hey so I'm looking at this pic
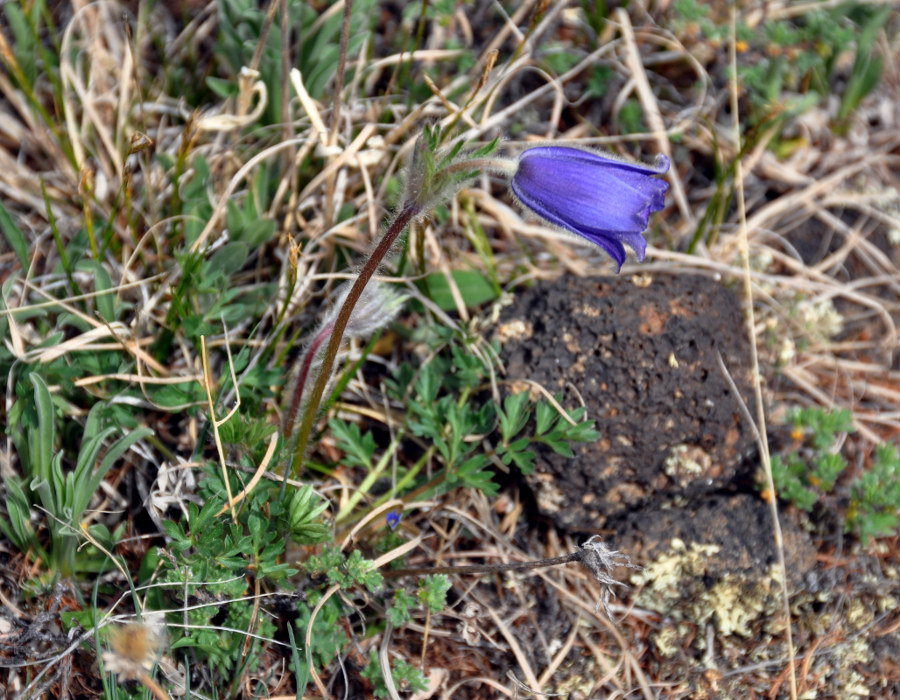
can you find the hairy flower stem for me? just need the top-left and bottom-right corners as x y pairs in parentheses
(283, 321), (334, 442)
(289, 204), (420, 473)
(381, 536), (639, 618)
(380, 552), (581, 579)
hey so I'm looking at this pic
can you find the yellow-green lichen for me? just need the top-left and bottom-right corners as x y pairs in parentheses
(846, 598), (875, 631)
(631, 539), (719, 614)
(632, 540), (783, 640)
(700, 575), (772, 637)
(652, 623), (681, 658)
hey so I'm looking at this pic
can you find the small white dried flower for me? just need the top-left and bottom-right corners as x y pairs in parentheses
(147, 460), (198, 531)
(777, 336), (796, 365)
(101, 618), (165, 680)
(796, 299), (843, 340)
(578, 536), (641, 619)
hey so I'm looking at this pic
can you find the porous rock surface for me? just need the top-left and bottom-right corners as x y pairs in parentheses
(498, 271), (758, 531)
(494, 272), (823, 664)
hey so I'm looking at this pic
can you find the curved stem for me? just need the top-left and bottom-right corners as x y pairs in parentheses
(381, 552), (581, 580)
(441, 157), (513, 178)
(289, 204), (419, 474)
(283, 321), (334, 442)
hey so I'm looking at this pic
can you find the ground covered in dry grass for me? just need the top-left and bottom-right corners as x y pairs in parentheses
(1, 1), (900, 698)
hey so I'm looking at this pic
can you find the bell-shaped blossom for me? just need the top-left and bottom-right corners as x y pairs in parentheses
(510, 147), (669, 270)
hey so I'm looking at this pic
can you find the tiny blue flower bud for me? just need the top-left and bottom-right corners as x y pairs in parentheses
(510, 147), (669, 270)
(386, 509), (402, 530)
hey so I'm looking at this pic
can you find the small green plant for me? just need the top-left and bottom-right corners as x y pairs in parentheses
(361, 648), (429, 698)
(305, 546), (383, 591)
(770, 406), (854, 511)
(360, 324), (601, 503)
(1, 373), (152, 578)
(0, 0), (75, 168)
(847, 443), (900, 544)
(769, 407), (900, 543)
(153, 157), (279, 360)
(214, 0), (375, 124)
(386, 574), (451, 627)
(145, 465), (332, 684)
(496, 390), (601, 473)
(672, 0), (889, 131)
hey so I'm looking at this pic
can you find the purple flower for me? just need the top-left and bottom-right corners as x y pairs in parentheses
(510, 147), (669, 270)
(386, 509), (402, 530)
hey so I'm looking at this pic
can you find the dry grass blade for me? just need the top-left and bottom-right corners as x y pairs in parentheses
(615, 8), (692, 225)
(729, 8), (797, 699)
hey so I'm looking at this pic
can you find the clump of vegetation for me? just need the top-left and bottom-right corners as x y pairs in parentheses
(1, 0), (899, 697)
(770, 407), (900, 543)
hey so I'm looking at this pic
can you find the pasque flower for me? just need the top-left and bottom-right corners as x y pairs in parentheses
(510, 147), (669, 270)
(288, 132), (666, 472)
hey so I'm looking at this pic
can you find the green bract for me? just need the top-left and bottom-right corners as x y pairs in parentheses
(402, 124), (499, 213)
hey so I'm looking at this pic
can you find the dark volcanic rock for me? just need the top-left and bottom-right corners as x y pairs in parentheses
(497, 272), (757, 531)
(616, 493), (817, 586)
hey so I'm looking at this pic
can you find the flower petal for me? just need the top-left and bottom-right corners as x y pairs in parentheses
(510, 147), (668, 269)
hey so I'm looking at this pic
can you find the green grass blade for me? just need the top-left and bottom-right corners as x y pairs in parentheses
(0, 201), (29, 270)
(29, 373), (56, 484)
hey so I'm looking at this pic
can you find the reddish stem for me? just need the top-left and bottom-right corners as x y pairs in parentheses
(283, 322), (334, 442)
(289, 204), (419, 473)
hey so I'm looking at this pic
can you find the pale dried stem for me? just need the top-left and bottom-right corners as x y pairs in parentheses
(200, 334), (240, 520)
(616, 8), (693, 226)
(729, 10), (797, 699)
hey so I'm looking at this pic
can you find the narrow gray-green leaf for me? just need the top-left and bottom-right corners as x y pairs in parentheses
(30, 374), (55, 484)
(0, 201), (29, 270)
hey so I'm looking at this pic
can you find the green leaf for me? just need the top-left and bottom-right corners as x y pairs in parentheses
(239, 219), (276, 248)
(89, 427), (153, 501)
(75, 259), (116, 322)
(415, 363), (441, 406)
(388, 589), (417, 627)
(3, 3), (37, 86)
(149, 382), (205, 408)
(534, 400), (555, 437)
(567, 419), (601, 443)
(500, 438), (536, 474)
(436, 140), (465, 168)
(813, 452), (846, 491)
(205, 241), (249, 279)
(470, 136), (500, 159)
(544, 439), (574, 458)
(329, 419), (377, 469)
(0, 477), (41, 555)
(0, 201), (29, 269)
(192, 497), (224, 532)
(499, 393), (530, 442)
(286, 485), (331, 545)
(856, 511), (898, 544)
(838, 7), (890, 122)
(70, 426), (119, 517)
(247, 512), (265, 543)
(206, 76), (238, 98)
(418, 574), (451, 613)
(420, 269), (498, 311)
(455, 455), (497, 494)
(29, 373), (56, 484)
